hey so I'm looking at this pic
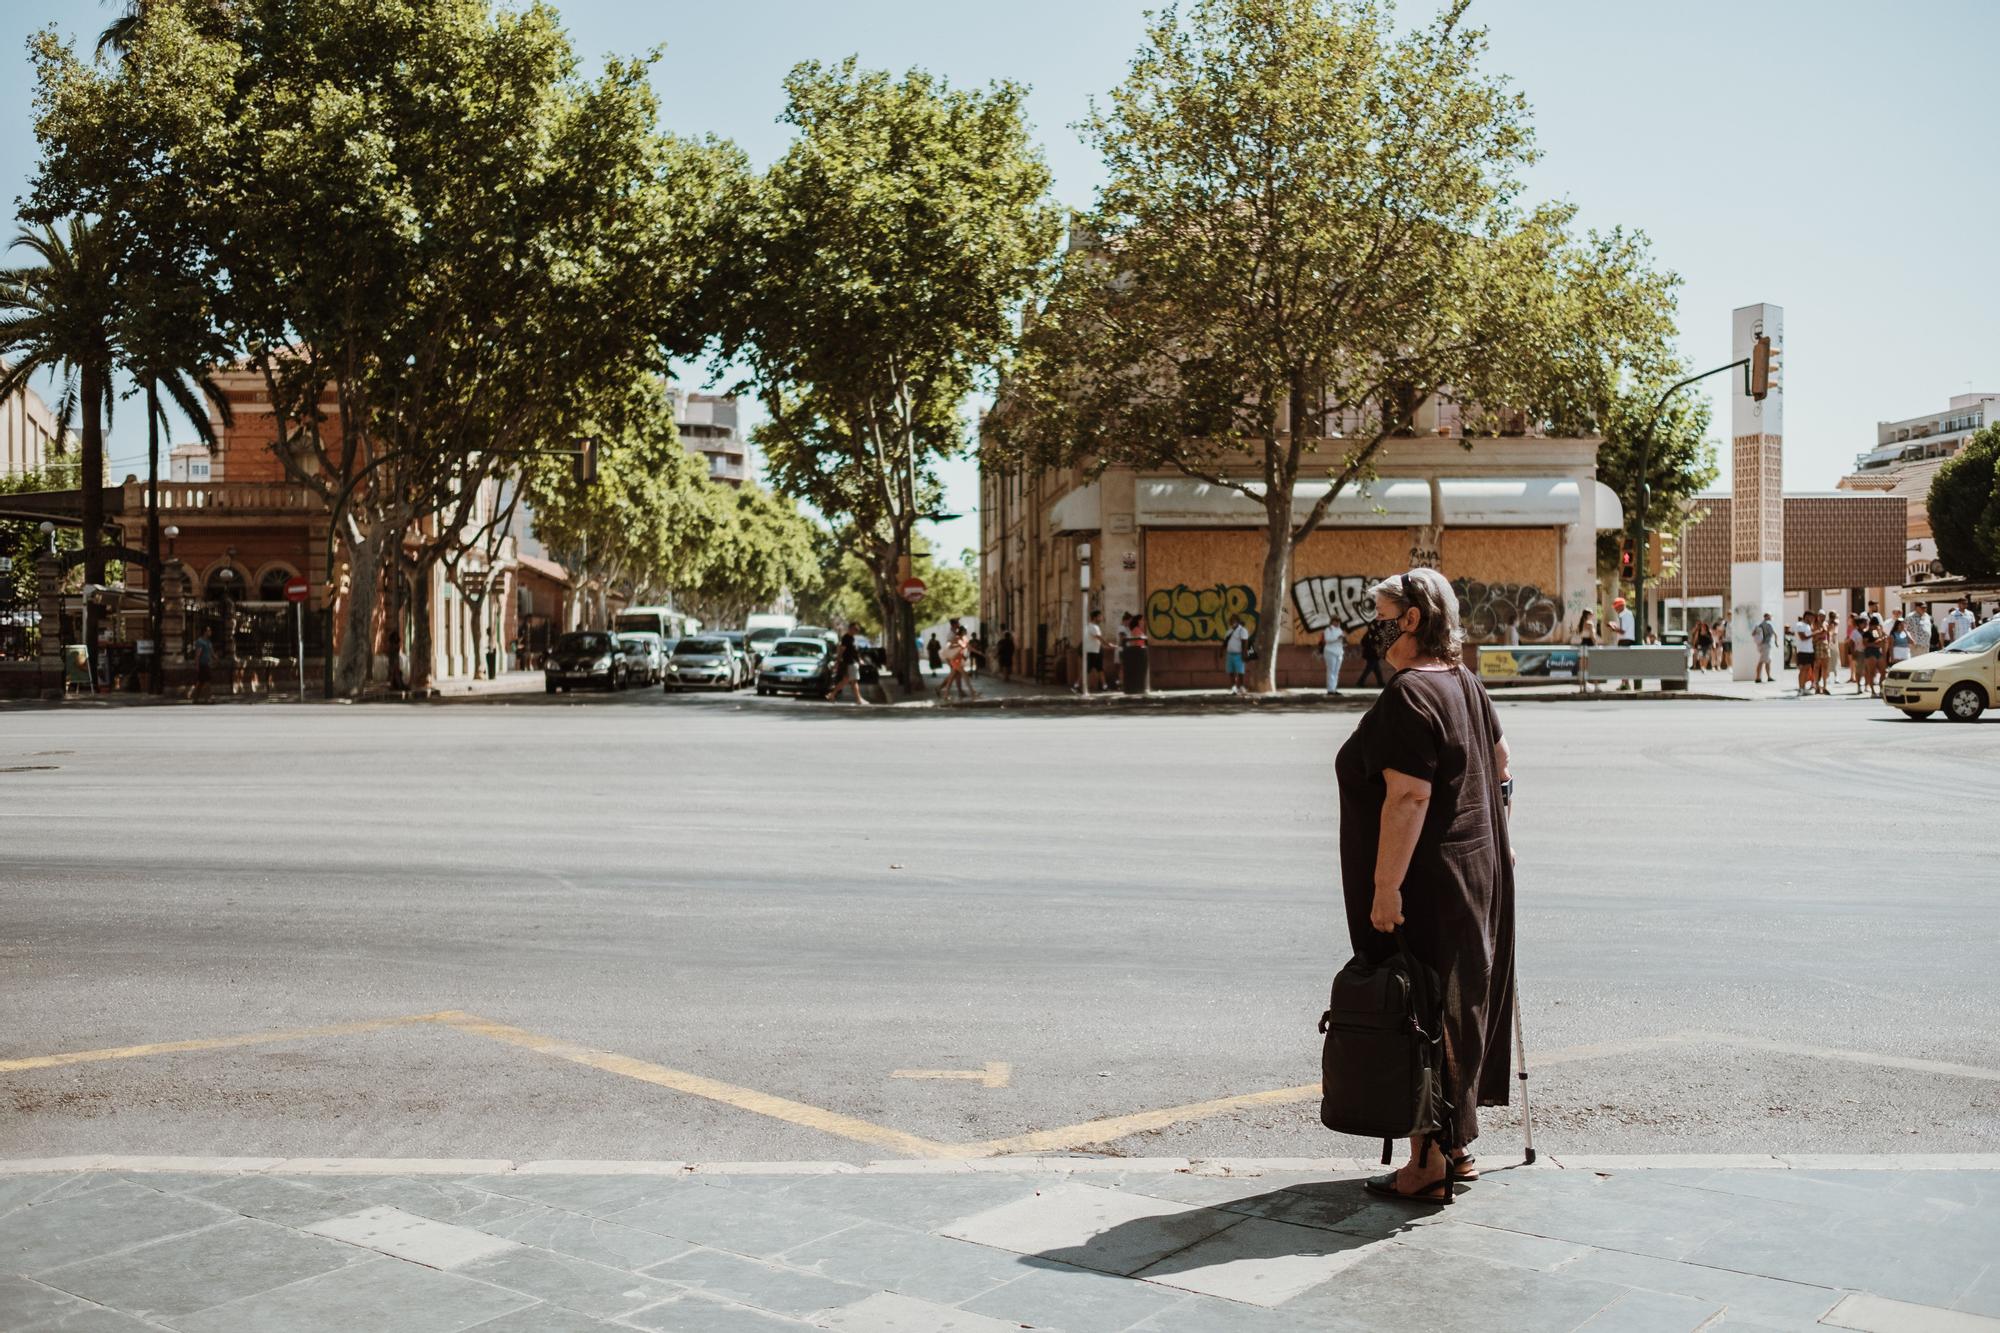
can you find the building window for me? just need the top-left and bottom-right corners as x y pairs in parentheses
(258, 567), (297, 602)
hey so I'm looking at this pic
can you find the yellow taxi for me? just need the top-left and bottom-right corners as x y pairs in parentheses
(1886, 618), (2000, 721)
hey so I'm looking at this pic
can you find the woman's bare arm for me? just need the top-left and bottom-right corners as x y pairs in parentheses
(1371, 768), (1432, 930)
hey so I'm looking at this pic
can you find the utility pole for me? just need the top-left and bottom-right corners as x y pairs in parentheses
(1078, 542), (1091, 698)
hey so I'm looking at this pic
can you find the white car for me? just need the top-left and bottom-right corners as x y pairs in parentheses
(665, 636), (740, 691)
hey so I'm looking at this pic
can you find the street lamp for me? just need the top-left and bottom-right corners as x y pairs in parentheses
(38, 520), (55, 555)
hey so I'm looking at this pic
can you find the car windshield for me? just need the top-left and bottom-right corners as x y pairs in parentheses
(747, 629), (786, 645)
(677, 638), (728, 655)
(555, 633), (611, 653)
(1942, 619), (2000, 654)
(771, 639), (825, 658)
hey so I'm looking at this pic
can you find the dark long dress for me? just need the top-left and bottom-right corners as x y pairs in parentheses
(1334, 663), (1515, 1146)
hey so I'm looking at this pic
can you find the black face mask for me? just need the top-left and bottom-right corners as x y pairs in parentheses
(1369, 616), (1406, 656)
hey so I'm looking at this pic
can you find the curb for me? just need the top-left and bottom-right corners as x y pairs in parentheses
(9, 1153), (2000, 1176)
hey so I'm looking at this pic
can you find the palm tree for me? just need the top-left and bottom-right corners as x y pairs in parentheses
(0, 219), (120, 607)
(98, 1), (235, 61)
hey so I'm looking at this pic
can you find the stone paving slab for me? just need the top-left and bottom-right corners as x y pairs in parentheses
(2, 1160), (1997, 1332)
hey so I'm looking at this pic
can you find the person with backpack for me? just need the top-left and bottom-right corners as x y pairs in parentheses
(1333, 568), (1516, 1203)
(1222, 614), (1251, 695)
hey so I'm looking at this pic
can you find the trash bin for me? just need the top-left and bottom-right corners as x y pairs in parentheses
(1121, 644), (1150, 694)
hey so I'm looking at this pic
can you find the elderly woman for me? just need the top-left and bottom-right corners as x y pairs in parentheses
(1335, 568), (1515, 1202)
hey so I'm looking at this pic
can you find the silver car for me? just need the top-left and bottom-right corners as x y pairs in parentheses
(664, 636), (739, 691)
(615, 632), (666, 685)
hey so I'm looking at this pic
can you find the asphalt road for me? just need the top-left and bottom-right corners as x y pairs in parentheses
(3, 684), (1995, 1164)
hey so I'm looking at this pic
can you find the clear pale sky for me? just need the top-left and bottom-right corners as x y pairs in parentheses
(5, 0), (1996, 562)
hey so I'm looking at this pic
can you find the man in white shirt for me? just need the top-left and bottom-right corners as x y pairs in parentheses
(1907, 607), (1932, 656)
(1083, 616), (1105, 691)
(1944, 600), (1976, 644)
(1791, 615), (1815, 696)
(1612, 597), (1636, 645)
(1222, 616), (1251, 695)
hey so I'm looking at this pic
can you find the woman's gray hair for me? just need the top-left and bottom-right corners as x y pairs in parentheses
(1368, 567), (1465, 664)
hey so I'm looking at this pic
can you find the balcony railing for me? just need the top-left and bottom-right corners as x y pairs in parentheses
(130, 480), (326, 515)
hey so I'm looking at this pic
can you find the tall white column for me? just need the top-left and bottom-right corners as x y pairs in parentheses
(1730, 303), (1783, 681)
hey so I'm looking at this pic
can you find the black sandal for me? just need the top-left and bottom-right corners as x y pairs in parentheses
(1449, 1153), (1478, 1181)
(1363, 1170), (1453, 1204)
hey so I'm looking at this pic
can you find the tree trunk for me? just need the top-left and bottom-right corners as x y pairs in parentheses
(408, 555), (436, 692)
(383, 522), (407, 691)
(145, 381), (164, 695)
(1252, 492), (1292, 694)
(335, 521), (385, 695)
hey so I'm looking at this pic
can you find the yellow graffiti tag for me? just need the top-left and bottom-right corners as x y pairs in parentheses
(1145, 583), (1260, 643)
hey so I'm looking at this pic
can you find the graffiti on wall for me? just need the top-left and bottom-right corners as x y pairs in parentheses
(1292, 574), (1563, 643)
(1146, 584), (1259, 642)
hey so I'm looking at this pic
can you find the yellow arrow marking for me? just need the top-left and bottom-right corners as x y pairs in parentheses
(892, 1062), (1011, 1089)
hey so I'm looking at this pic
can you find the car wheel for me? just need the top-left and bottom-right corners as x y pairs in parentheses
(1901, 709), (1932, 720)
(1944, 682), (1986, 722)
(545, 680), (557, 694)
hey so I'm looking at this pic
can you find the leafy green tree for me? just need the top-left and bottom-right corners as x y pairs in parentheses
(913, 548), (979, 627)
(525, 378), (717, 628)
(1595, 382), (1718, 599)
(1929, 427), (2000, 579)
(723, 59), (1060, 687)
(29, 0), (737, 693)
(991, 0), (1679, 690)
(672, 486), (824, 629)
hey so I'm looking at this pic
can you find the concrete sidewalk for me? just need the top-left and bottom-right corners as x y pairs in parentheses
(5, 1156), (1996, 1332)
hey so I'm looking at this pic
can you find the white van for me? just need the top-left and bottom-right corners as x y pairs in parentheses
(743, 613), (799, 664)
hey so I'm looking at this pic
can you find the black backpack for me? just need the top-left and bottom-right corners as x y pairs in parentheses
(1318, 934), (1451, 1163)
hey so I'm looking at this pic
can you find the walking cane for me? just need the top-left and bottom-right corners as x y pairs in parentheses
(1502, 776), (1536, 1164)
(1514, 984), (1537, 1164)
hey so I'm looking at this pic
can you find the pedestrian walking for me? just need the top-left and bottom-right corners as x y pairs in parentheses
(938, 622), (977, 701)
(1693, 619), (1714, 672)
(1575, 609), (1598, 692)
(1336, 568), (1515, 1202)
(926, 633), (943, 675)
(192, 625), (216, 703)
(1222, 614), (1251, 695)
(997, 629), (1016, 682)
(1321, 625), (1347, 696)
(1611, 597), (1635, 645)
(1811, 611), (1832, 694)
(1751, 612), (1777, 683)
(835, 623), (869, 705)
(1889, 615), (1913, 670)
(1355, 616), (1388, 688)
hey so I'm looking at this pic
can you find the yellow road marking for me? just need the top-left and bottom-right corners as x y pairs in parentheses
(432, 1012), (962, 1160)
(892, 1062), (1011, 1089)
(0, 1012), (456, 1074)
(965, 1083), (1320, 1156)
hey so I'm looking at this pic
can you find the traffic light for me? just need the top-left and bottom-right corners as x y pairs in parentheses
(1749, 334), (1773, 401)
(573, 439), (598, 487)
(1620, 541), (1635, 576)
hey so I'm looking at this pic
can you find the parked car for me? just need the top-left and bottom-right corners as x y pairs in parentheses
(664, 636), (740, 691)
(744, 624), (791, 666)
(545, 630), (630, 693)
(792, 624), (838, 647)
(1887, 617), (2000, 721)
(715, 631), (752, 685)
(616, 632), (667, 685)
(756, 636), (834, 697)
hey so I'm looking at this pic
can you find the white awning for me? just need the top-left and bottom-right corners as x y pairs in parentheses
(1047, 481), (1101, 534)
(1134, 476), (1597, 528)
(1593, 480), (1624, 531)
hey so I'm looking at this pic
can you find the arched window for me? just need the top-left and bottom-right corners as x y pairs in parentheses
(204, 565), (247, 605)
(258, 567), (297, 603)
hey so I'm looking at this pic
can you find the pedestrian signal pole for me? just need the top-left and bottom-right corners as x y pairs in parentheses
(1078, 542), (1091, 699)
(1632, 336), (1770, 640)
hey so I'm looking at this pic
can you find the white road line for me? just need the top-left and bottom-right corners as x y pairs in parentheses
(5, 1153), (1999, 1176)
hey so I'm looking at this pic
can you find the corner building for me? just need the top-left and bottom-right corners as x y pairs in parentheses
(980, 395), (1622, 688)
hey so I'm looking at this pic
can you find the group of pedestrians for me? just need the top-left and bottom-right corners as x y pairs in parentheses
(1785, 599), (1979, 698)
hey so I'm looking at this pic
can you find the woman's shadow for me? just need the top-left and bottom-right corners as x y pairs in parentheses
(1024, 1177), (1451, 1286)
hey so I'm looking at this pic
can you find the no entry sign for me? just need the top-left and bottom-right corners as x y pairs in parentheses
(283, 576), (311, 603)
(899, 577), (927, 603)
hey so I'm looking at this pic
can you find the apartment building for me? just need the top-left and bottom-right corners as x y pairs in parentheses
(1839, 391), (1998, 581)
(672, 389), (752, 488)
(1, 364), (68, 479)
